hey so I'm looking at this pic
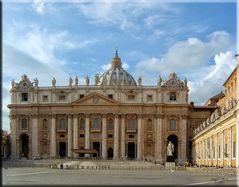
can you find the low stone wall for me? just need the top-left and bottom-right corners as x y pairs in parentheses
(186, 167), (238, 175)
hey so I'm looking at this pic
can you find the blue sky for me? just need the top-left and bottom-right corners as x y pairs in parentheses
(2, 0), (237, 132)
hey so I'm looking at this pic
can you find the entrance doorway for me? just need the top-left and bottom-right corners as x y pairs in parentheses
(127, 142), (136, 159)
(20, 134), (29, 159)
(92, 142), (100, 158)
(107, 148), (113, 159)
(59, 142), (66, 157)
(167, 135), (178, 162)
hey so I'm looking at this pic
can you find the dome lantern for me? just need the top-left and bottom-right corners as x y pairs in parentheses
(111, 48), (122, 68)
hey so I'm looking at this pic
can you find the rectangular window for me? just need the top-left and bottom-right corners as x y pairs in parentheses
(170, 92), (176, 101)
(21, 93), (28, 101)
(108, 94), (113, 99)
(59, 95), (66, 101)
(233, 141), (236, 158)
(79, 94), (84, 99)
(127, 94), (135, 100)
(147, 95), (153, 101)
(224, 144), (228, 158)
(169, 119), (176, 131)
(43, 95), (48, 102)
(129, 135), (134, 138)
(218, 145), (221, 158)
(80, 134), (84, 138)
(108, 134), (113, 138)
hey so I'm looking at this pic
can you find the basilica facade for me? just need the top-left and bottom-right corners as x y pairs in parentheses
(9, 50), (232, 166)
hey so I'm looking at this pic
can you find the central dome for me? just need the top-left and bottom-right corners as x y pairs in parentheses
(97, 50), (137, 86)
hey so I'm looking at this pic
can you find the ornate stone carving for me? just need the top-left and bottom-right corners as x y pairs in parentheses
(34, 78), (38, 87)
(69, 77), (73, 87)
(75, 76), (78, 86)
(95, 74), (100, 85)
(138, 76), (142, 86)
(52, 77), (56, 87)
(85, 76), (89, 85)
(92, 96), (99, 104)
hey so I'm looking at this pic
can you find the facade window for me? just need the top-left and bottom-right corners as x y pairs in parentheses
(107, 119), (113, 130)
(60, 134), (65, 138)
(108, 134), (113, 138)
(21, 93), (28, 101)
(59, 118), (66, 130)
(59, 95), (66, 101)
(80, 134), (84, 138)
(146, 119), (152, 131)
(218, 145), (221, 158)
(169, 92), (176, 101)
(127, 94), (135, 101)
(42, 119), (47, 130)
(92, 118), (101, 130)
(108, 94), (113, 99)
(21, 118), (28, 130)
(233, 141), (236, 158)
(43, 95), (48, 102)
(79, 94), (84, 99)
(224, 144), (228, 157)
(129, 135), (134, 138)
(147, 95), (153, 101)
(79, 119), (85, 130)
(169, 119), (176, 131)
(127, 118), (136, 130)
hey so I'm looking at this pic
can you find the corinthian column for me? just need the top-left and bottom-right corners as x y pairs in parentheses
(102, 114), (107, 159)
(228, 127), (232, 166)
(67, 114), (72, 158)
(137, 114), (143, 160)
(73, 114), (78, 158)
(31, 114), (38, 158)
(113, 114), (119, 160)
(121, 114), (126, 159)
(10, 115), (17, 159)
(179, 115), (187, 164)
(155, 114), (163, 163)
(85, 114), (90, 157)
(50, 114), (56, 157)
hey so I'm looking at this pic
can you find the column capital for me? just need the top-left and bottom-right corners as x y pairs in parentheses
(137, 114), (143, 119)
(114, 114), (119, 118)
(120, 114), (126, 118)
(9, 114), (17, 119)
(51, 113), (56, 118)
(85, 113), (90, 118)
(102, 114), (107, 118)
(30, 113), (38, 118)
(181, 115), (188, 120)
(156, 113), (164, 119)
(73, 113), (78, 118)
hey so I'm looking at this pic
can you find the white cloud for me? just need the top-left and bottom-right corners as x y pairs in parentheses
(136, 30), (231, 75)
(101, 62), (129, 72)
(33, 0), (45, 14)
(188, 51), (236, 105)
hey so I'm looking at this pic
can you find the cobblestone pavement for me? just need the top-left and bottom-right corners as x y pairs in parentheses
(3, 167), (238, 186)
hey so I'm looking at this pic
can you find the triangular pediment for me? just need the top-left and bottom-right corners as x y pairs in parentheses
(71, 92), (120, 106)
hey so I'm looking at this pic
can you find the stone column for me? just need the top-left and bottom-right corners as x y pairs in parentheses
(73, 114), (78, 158)
(113, 114), (119, 160)
(85, 114), (90, 153)
(137, 114), (142, 160)
(228, 127), (232, 166)
(67, 114), (72, 158)
(220, 131), (224, 166)
(210, 136), (213, 166)
(31, 114), (38, 158)
(10, 115), (17, 159)
(121, 114), (126, 159)
(102, 114), (107, 159)
(50, 114), (56, 157)
(155, 114), (163, 163)
(179, 115), (187, 164)
(236, 115), (239, 168)
(215, 133), (218, 166)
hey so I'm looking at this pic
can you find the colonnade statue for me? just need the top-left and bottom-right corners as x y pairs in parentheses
(167, 141), (174, 156)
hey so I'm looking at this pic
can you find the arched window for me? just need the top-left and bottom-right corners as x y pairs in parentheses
(169, 119), (176, 131)
(147, 119), (152, 131)
(80, 119), (85, 130)
(43, 119), (47, 130)
(92, 118), (100, 130)
(107, 119), (114, 130)
(128, 118), (136, 130)
(59, 118), (66, 130)
(21, 118), (27, 130)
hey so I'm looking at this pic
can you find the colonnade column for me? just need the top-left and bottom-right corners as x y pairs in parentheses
(121, 114), (125, 159)
(220, 131), (224, 166)
(102, 114), (107, 159)
(67, 114), (72, 158)
(113, 114), (119, 160)
(73, 114), (78, 158)
(215, 133), (218, 166)
(85, 114), (90, 157)
(31, 114), (38, 158)
(179, 115), (187, 164)
(236, 114), (239, 168)
(50, 114), (56, 157)
(10, 115), (17, 159)
(155, 114), (163, 163)
(137, 114), (142, 160)
(228, 127), (232, 166)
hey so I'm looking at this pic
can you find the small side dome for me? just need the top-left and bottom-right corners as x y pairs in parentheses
(97, 49), (137, 86)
